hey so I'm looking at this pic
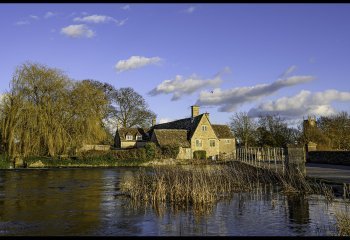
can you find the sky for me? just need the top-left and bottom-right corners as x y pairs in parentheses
(1, 3), (350, 126)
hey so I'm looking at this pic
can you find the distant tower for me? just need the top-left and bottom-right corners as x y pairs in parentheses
(303, 115), (316, 132)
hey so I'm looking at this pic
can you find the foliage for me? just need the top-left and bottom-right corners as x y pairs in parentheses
(256, 115), (298, 148)
(193, 150), (206, 160)
(144, 142), (157, 160)
(0, 62), (110, 158)
(229, 112), (257, 148)
(160, 144), (180, 159)
(0, 154), (11, 169)
(317, 112), (350, 150)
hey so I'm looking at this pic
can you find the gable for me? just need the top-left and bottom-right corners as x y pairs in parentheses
(191, 114), (218, 140)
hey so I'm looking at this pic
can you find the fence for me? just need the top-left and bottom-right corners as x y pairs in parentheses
(235, 146), (305, 174)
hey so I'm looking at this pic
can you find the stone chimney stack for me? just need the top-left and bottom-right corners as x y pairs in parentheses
(191, 105), (200, 118)
(152, 117), (156, 126)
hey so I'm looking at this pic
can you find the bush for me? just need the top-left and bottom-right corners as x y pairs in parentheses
(193, 150), (206, 160)
(145, 142), (157, 160)
(0, 154), (11, 169)
(161, 145), (180, 159)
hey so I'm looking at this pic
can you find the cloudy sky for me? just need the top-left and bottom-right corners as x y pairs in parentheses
(1, 4), (350, 125)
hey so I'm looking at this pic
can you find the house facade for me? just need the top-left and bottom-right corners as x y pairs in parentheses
(114, 105), (236, 160)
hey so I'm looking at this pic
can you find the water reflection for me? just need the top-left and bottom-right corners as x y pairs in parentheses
(0, 168), (346, 236)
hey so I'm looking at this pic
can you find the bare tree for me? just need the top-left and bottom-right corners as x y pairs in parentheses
(111, 87), (156, 128)
(229, 112), (257, 148)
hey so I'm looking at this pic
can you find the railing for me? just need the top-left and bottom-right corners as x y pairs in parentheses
(235, 147), (286, 173)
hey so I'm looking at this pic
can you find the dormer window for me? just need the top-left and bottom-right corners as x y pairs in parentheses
(136, 135), (142, 141)
(202, 125), (207, 131)
(126, 135), (133, 140)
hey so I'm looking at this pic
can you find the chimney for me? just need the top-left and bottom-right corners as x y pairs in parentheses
(152, 117), (156, 126)
(191, 105), (200, 118)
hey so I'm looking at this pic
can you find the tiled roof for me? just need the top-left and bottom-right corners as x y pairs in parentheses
(212, 124), (234, 139)
(117, 128), (150, 141)
(153, 129), (190, 147)
(152, 114), (204, 139)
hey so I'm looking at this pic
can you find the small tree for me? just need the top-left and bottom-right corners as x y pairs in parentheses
(144, 142), (157, 160)
(229, 112), (257, 148)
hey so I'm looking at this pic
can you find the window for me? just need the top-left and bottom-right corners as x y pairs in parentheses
(225, 139), (231, 144)
(126, 135), (133, 140)
(196, 139), (202, 147)
(202, 125), (207, 131)
(210, 139), (216, 147)
(136, 135), (142, 141)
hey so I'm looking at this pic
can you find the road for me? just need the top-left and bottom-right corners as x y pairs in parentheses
(306, 163), (350, 184)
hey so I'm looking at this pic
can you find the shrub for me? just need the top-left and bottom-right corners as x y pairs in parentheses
(193, 150), (206, 160)
(161, 144), (180, 159)
(145, 142), (157, 160)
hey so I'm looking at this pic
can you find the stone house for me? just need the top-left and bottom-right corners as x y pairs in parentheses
(114, 128), (149, 149)
(114, 105), (236, 160)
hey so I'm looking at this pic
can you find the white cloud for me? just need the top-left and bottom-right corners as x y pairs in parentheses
(117, 18), (128, 26)
(60, 24), (95, 38)
(29, 15), (39, 20)
(74, 14), (117, 24)
(280, 65), (297, 78)
(115, 56), (162, 72)
(73, 14), (127, 26)
(149, 68), (230, 101)
(15, 20), (30, 25)
(122, 5), (130, 10)
(44, 11), (56, 18)
(247, 89), (350, 118)
(159, 118), (172, 124)
(196, 67), (314, 112)
(184, 6), (196, 14)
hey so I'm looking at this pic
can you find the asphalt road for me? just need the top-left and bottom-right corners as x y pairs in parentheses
(306, 163), (350, 184)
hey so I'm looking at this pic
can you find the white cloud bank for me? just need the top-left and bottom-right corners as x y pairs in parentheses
(248, 89), (350, 118)
(115, 56), (162, 72)
(61, 24), (95, 38)
(149, 68), (230, 101)
(196, 67), (314, 112)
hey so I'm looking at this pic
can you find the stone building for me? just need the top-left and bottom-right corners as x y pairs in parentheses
(114, 105), (236, 160)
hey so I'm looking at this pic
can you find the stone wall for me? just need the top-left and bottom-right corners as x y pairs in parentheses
(79, 144), (111, 152)
(307, 151), (350, 166)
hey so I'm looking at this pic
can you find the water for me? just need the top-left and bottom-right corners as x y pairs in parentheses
(0, 168), (347, 236)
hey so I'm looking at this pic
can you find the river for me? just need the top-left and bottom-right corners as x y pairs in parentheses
(0, 168), (347, 236)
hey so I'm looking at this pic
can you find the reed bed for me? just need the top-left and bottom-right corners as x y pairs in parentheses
(120, 162), (332, 206)
(336, 211), (350, 236)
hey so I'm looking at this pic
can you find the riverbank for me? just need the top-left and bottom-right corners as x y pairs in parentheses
(0, 153), (221, 169)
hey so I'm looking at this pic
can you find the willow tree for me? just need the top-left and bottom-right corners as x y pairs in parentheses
(0, 62), (109, 158)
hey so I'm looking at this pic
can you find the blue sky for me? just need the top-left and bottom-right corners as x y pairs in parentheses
(1, 4), (350, 126)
